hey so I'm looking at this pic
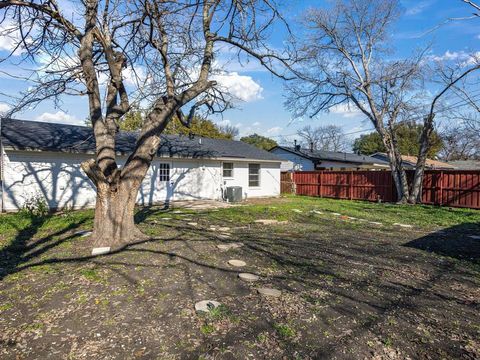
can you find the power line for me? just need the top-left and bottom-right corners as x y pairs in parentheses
(271, 91), (480, 140)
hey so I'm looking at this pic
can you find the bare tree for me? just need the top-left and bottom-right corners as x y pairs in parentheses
(409, 59), (480, 202)
(0, 0), (291, 248)
(297, 124), (346, 151)
(286, 0), (423, 202)
(439, 123), (479, 161)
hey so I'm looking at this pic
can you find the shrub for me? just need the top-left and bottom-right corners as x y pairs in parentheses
(22, 193), (49, 217)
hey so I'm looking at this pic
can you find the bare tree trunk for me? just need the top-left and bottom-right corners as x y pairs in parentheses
(409, 115), (434, 204)
(378, 127), (410, 203)
(91, 180), (146, 248)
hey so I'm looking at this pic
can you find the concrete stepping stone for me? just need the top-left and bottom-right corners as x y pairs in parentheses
(195, 300), (221, 314)
(228, 259), (246, 267)
(187, 222), (198, 227)
(217, 227), (231, 232)
(172, 210), (183, 214)
(292, 209), (303, 213)
(217, 242), (243, 251)
(369, 221), (382, 225)
(218, 233), (231, 239)
(469, 235), (480, 240)
(312, 210), (324, 215)
(257, 287), (281, 297)
(393, 223), (413, 228)
(238, 273), (260, 282)
(161, 217), (172, 221)
(91, 247), (110, 256)
(76, 230), (92, 237)
(255, 219), (288, 225)
(331, 213), (341, 216)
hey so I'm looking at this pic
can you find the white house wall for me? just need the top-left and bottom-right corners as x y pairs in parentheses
(270, 148), (314, 171)
(2, 150), (280, 211)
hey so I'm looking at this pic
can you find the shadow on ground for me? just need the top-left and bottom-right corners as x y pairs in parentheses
(404, 222), (480, 263)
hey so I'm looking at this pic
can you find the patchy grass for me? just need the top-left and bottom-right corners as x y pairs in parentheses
(0, 196), (479, 359)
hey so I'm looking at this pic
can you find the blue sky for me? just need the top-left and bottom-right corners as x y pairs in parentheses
(1, 0), (479, 147)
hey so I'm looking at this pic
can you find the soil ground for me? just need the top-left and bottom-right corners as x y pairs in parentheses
(0, 196), (479, 359)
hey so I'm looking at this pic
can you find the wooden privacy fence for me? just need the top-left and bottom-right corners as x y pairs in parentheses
(281, 171), (295, 194)
(287, 170), (480, 209)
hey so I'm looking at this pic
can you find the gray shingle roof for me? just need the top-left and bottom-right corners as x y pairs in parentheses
(0, 118), (283, 162)
(271, 146), (389, 165)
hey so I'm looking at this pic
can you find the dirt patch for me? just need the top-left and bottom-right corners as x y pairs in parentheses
(0, 199), (479, 359)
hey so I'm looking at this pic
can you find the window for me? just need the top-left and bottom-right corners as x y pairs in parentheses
(159, 163), (170, 182)
(248, 163), (260, 187)
(223, 162), (234, 178)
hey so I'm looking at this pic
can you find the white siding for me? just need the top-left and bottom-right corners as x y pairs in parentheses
(2, 150), (280, 211)
(270, 148), (314, 171)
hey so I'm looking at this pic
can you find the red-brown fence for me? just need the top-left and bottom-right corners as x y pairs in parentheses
(281, 171), (295, 194)
(287, 170), (480, 209)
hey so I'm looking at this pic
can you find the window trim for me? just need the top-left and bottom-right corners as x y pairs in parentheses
(222, 162), (234, 179)
(158, 162), (171, 182)
(248, 163), (261, 188)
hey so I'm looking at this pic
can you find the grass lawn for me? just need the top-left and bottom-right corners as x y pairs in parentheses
(0, 196), (479, 359)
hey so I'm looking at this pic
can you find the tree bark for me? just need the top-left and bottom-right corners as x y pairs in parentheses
(91, 180), (146, 248)
(409, 115), (434, 204)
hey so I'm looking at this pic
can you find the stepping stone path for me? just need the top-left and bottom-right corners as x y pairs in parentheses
(76, 230), (92, 237)
(187, 222), (198, 227)
(393, 223), (413, 228)
(257, 287), (281, 297)
(228, 259), (246, 267)
(469, 235), (480, 240)
(91, 247), (110, 256)
(254, 219), (288, 225)
(195, 300), (221, 314)
(217, 243), (243, 251)
(238, 273), (260, 282)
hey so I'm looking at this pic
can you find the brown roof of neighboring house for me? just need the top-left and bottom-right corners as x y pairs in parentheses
(371, 153), (455, 169)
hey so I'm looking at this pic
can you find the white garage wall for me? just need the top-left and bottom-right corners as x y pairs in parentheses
(1, 150), (280, 211)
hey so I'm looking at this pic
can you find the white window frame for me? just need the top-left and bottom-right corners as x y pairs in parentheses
(222, 162), (234, 178)
(158, 163), (171, 182)
(248, 163), (261, 188)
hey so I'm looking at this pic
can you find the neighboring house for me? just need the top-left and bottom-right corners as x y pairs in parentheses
(0, 118), (283, 212)
(445, 160), (480, 170)
(269, 145), (390, 171)
(370, 153), (455, 170)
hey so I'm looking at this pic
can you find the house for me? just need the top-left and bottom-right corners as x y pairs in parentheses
(0, 118), (283, 212)
(370, 153), (455, 170)
(445, 160), (480, 170)
(269, 145), (390, 171)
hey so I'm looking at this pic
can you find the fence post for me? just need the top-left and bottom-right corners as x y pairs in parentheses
(349, 171), (353, 200)
(320, 171), (323, 197)
(439, 171), (443, 206)
(317, 173), (320, 197)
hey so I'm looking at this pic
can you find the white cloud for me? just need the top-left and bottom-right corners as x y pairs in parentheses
(252, 121), (261, 127)
(0, 21), (24, 55)
(267, 126), (282, 135)
(0, 102), (11, 114)
(405, 1), (432, 16)
(35, 111), (83, 126)
(212, 72), (263, 102)
(329, 103), (362, 118)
